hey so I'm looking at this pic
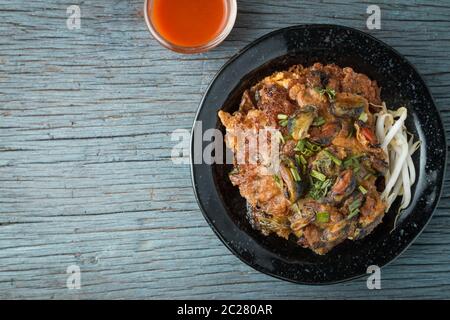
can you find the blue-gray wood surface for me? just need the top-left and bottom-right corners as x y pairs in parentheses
(1, 0), (450, 299)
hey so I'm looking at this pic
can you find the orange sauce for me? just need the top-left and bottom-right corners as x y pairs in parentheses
(150, 0), (228, 47)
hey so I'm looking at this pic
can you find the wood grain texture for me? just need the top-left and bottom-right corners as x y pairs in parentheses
(1, 0), (450, 299)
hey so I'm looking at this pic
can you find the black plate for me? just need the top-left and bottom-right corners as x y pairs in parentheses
(190, 25), (446, 284)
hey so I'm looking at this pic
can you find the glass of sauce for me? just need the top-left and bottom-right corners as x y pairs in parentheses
(144, 0), (237, 54)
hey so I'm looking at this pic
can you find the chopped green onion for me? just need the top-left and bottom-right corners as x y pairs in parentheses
(359, 112), (368, 122)
(294, 154), (301, 166)
(305, 141), (321, 152)
(347, 199), (362, 220)
(273, 175), (283, 188)
(312, 117), (326, 126)
(277, 114), (288, 120)
(291, 203), (301, 214)
(343, 159), (352, 168)
(311, 169), (326, 182)
(344, 154), (362, 170)
(299, 154), (307, 165)
(295, 156), (302, 173)
(294, 139), (321, 156)
(347, 209), (360, 220)
(279, 119), (288, 127)
(316, 212), (330, 223)
(294, 139), (305, 152)
(322, 179), (333, 190)
(323, 149), (342, 166)
(349, 199), (361, 212)
(314, 87), (336, 101)
(285, 158), (296, 168)
(364, 173), (372, 180)
(290, 168), (301, 182)
(358, 185), (368, 194)
(347, 126), (355, 138)
(326, 88), (336, 100)
(321, 180), (332, 196)
(295, 154), (307, 174)
(308, 178), (332, 200)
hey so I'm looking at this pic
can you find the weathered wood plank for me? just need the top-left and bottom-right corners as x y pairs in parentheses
(1, 0), (450, 299)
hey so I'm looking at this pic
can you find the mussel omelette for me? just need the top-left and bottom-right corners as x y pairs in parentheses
(218, 63), (419, 255)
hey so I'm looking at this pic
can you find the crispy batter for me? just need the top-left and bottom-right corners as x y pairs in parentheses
(219, 63), (387, 255)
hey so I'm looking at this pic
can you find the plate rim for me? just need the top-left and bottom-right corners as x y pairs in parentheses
(190, 24), (447, 285)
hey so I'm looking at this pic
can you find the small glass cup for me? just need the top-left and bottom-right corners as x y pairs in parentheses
(144, 0), (237, 54)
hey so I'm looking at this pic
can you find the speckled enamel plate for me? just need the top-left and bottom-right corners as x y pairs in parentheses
(190, 25), (446, 284)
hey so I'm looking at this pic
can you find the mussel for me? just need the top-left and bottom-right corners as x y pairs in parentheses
(328, 169), (356, 203)
(289, 202), (316, 236)
(310, 70), (330, 88)
(360, 153), (388, 176)
(342, 191), (364, 217)
(279, 162), (308, 203)
(287, 105), (317, 140)
(330, 92), (367, 118)
(321, 219), (352, 243)
(310, 149), (340, 177)
(351, 193), (386, 240)
(254, 210), (292, 239)
(309, 121), (342, 146)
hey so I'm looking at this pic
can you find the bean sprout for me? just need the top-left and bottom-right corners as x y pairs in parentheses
(375, 106), (420, 228)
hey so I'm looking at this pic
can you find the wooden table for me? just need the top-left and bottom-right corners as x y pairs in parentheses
(1, 0), (449, 299)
